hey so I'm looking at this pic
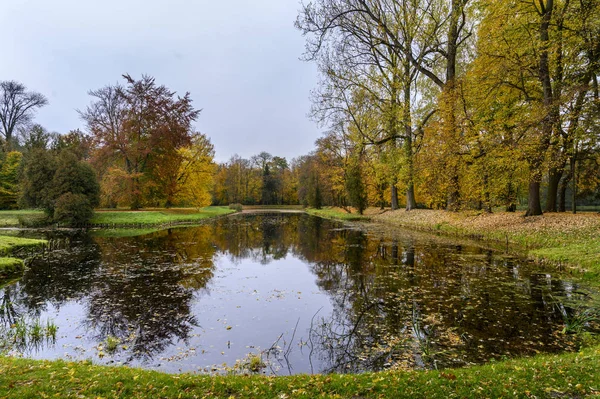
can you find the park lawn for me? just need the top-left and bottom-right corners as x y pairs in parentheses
(0, 210), (46, 227)
(1, 346), (600, 398)
(90, 206), (236, 226)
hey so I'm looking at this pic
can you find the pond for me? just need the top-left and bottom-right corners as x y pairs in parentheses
(0, 213), (598, 375)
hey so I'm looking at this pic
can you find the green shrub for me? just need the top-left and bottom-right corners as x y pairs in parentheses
(53, 193), (93, 226)
(229, 203), (243, 212)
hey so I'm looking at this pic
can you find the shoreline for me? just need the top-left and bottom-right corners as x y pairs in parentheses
(1, 207), (600, 397)
(309, 207), (600, 284)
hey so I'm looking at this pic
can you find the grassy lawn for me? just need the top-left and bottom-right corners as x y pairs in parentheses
(306, 207), (371, 221)
(90, 206), (236, 226)
(1, 346), (599, 398)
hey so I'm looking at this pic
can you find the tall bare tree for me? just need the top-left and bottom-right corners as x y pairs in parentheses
(0, 81), (48, 149)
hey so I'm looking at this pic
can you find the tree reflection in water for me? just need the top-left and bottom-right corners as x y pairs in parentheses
(0, 214), (597, 373)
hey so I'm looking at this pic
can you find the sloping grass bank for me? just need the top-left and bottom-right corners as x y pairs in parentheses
(90, 206), (236, 227)
(306, 207), (371, 221)
(0, 235), (46, 278)
(1, 346), (600, 398)
(370, 209), (600, 281)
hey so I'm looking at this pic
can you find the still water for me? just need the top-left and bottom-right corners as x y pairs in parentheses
(0, 214), (597, 375)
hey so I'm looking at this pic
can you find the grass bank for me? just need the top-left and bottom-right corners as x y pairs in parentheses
(1, 346), (599, 398)
(0, 235), (46, 279)
(89, 206), (236, 227)
(306, 207), (371, 221)
(0, 257), (24, 278)
(371, 209), (600, 281)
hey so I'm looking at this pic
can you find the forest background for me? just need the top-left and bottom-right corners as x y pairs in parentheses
(1, 0), (599, 221)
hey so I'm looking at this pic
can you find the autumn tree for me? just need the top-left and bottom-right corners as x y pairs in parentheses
(298, 0), (475, 211)
(80, 75), (200, 209)
(345, 152), (368, 214)
(175, 134), (216, 209)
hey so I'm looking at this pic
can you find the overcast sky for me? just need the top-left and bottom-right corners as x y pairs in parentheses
(0, 0), (320, 162)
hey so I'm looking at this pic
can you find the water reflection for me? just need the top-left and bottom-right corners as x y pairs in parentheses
(0, 214), (597, 374)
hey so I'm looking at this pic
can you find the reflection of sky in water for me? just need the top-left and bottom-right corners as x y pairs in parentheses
(1, 214), (598, 375)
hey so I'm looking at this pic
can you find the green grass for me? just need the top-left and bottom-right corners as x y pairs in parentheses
(1, 346), (600, 398)
(531, 240), (600, 279)
(440, 224), (600, 277)
(0, 257), (24, 277)
(90, 207), (236, 227)
(306, 207), (371, 221)
(0, 235), (46, 255)
(0, 235), (46, 278)
(0, 210), (46, 227)
(372, 210), (600, 283)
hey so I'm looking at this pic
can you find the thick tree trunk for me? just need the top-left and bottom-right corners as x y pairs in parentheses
(526, 178), (543, 216)
(526, 0), (554, 217)
(545, 167), (563, 212)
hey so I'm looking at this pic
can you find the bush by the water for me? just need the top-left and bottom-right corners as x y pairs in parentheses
(20, 149), (99, 225)
(229, 203), (243, 212)
(53, 193), (93, 225)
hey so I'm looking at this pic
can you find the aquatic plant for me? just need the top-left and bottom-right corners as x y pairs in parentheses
(46, 320), (58, 342)
(561, 306), (600, 335)
(105, 335), (120, 353)
(30, 319), (44, 344)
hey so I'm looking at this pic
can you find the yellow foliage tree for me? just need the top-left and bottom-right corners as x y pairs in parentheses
(175, 135), (216, 209)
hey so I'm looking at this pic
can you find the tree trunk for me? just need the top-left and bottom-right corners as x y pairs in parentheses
(483, 172), (492, 213)
(391, 185), (399, 210)
(526, 178), (543, 216)
(545, 167), (563, 212)
(505, 181), (517, 212)
(403, 55), (417, 212)
(571, 153), (577, 214)
(447, 169), (460, 212)
(526, 0), (554, 217)
(406, 183), (417, 211)
(558, 172), (571, 212)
